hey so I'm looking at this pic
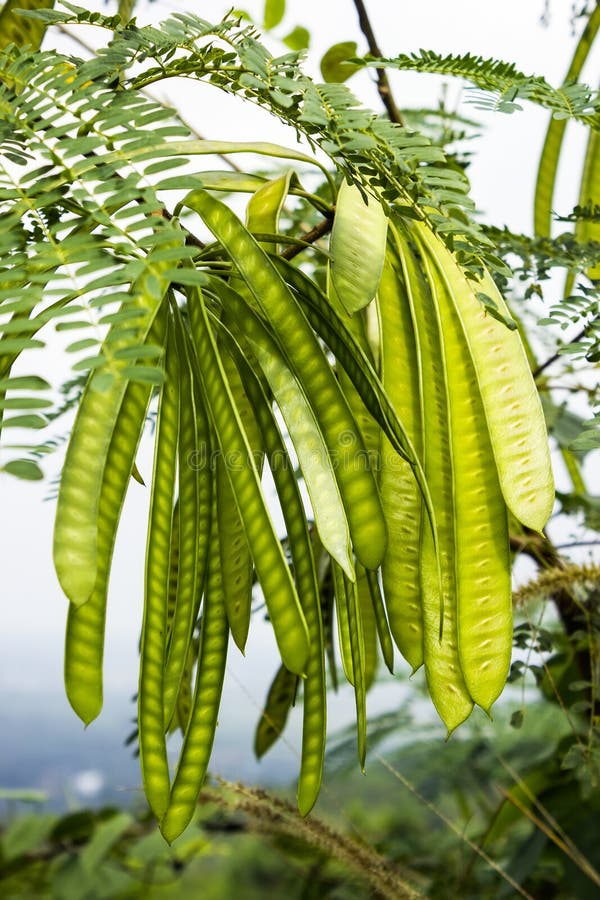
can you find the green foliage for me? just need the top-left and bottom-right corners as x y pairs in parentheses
(361, 49), (600, 123)
(13, 5), (489, 272)
(320, 41), (361, 83)
(263, 0), (285, 31)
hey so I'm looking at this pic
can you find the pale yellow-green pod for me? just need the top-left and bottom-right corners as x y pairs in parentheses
(415, 223), (554, 534)
(377, 248), (424, 673)
(330, 180), (388, 314)
(356, 565), (378, 692)
(391, 221), (473, 733)
(246, 171), (292, 254)
(412, 224), (512, 714)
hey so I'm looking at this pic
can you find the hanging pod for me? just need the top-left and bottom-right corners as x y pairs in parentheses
(215, 337), (262, 653)
(64, 307), (167, 726)
(415, 223), (554, 533)
(411, 222), (512, 713)
(206, 276), (354, 580)
(224, 337), (326, 817)
(138, 313), (180, 819)
(54, 229), (185, 607)
(330, 179), (389, 314)
(377, 245), (425, 673)
(161, 492), (229, 844)
(391, 221), (474, 733)
(162, 306), (212, 729)
(187, 286), (310, 676)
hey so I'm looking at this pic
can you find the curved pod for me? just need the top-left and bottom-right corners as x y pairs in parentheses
(378, 248), (424, 671)
(331, 180), (388, 314)
(415, 224), (554, 533)
(413, 224), (512, 712)
(188, 287), (309, 675)
(392, 222), (474, 733)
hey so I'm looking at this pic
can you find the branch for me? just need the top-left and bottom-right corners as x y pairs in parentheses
(351, 0), (405, 125)
(280, 213), (335, 261)
(533, 323), (592, 380)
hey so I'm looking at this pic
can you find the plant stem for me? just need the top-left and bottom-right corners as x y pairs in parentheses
(533, 320), (596, 379)
(280, 213), (335, 261)
(351, 0), (404, 125)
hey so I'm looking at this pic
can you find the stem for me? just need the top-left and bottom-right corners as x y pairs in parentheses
(533, 320), (596, 379)
(280, 213), (335, 261)
(351, 0), (404, 125)
(556, 540), (600, 549)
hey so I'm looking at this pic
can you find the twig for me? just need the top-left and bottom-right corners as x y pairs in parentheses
(351, 0), (404, 125)
(511, 532), (600, 720)
(498, 785), (600, 890)
(556, 540), (600, 549)
(56, 22), (336, 260)
(533, 322), (594, 380)
(280, 213), (335, 260)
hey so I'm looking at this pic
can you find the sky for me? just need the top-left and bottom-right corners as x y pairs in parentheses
(0, 0), (597, 796)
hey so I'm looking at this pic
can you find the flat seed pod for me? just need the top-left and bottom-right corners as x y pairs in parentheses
(327, 274), (381, 480)
(138, 314), (180, 819)
(392, 222), (474, 733)
(413, 224), (512, 713)
(165, 500), (181, 651)
(416, 223), (554, 533)
(161, 496), (229, 844)
(271, 258), (437, 553)
(332, 560), (355, 686)
(344, 571), (367, 770)
(377, 249), (424, 672)
(573, 127), (600, 282)
(331, 180), (388, 314)
(254, 665), (299, 759)
(54, 231), (184, 607)
(216, 453), (253, 650)
(534, 3), (600, 236)
(64, 315), (161, 725)
(216, 338), (262, 652)
(228, 343), (326, 816)
(175, 637), (198, 736)
(206, 277), (353, 579)
(246, 171), (292, 253)
(356, 565), (378, 692)
(188, 287), (309, 675)
(162, 309), (210, 729)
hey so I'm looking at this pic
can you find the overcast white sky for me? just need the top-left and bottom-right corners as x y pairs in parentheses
(0, 1), (596, 761)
